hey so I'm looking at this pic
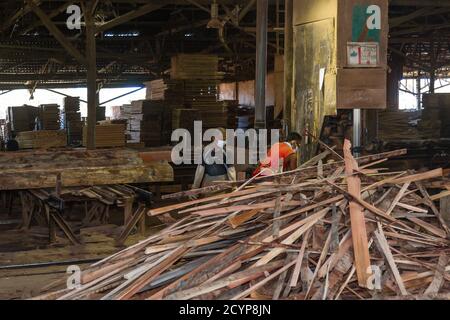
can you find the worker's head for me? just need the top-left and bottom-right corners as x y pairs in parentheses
(215, 127), (227, 142)
(286, 132), (302, 150)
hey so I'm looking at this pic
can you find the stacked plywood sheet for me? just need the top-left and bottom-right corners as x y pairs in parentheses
(171, 54), (224, 80)
(62, 97), (83, 145)
(38, 104), (60, 130)
(16, 130), (67, 149)
(6, 105), (38, 133)
(82, 123), (126, 148)
(122, 100), (172, 147)
(36, 146), (450, 300)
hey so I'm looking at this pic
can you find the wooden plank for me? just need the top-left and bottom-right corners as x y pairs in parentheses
(343, 139), (371, 288)
(424, 253), (448, 295)
(373, 228), (408, 296)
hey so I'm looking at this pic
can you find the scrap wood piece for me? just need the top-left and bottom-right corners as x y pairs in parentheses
(254, 209), (329, 267)
(289, 229), (311, 288)
(386, 182), (411, 216)
(228, 209), (260, 229)
(179, 191), (272, 214)
(305, 229), (333, 299)
(415, 181), (450, 236)
(424, 253), (449, 295)
(407, 217), (447, 239)
(117, 246), (191, 300)
(231, 260), (297, 300)
(164, 261), (284, 300)
(373, 228), (408, 296)
(396, 202), (428, 214)
(148, 188), (257, 216)
(388, 169), (443, 185)
(193, 200), (303, 217)
(343, 139), (371, 288)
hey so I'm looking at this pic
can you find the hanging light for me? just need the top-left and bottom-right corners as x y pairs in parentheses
(207, 1), (223, 29)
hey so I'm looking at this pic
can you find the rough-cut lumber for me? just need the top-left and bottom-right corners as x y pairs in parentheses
(0, 149), (173, 190)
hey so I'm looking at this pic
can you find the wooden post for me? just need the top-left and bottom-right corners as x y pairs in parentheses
(123, 197), (134, 225)
(85, 1), (97, 150)
(283, 0), (293, 130)
(254, 0), (268, 129)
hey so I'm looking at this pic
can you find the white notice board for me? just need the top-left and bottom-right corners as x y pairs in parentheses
(347, 42), (379, 67)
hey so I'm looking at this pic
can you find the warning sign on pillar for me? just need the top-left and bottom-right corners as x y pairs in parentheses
(347, 42), (379, 67)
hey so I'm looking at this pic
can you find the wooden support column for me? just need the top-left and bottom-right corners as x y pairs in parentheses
(283, 0), (293, 130)
(254, 0), (268, 129)
(85, 1), (97, 149)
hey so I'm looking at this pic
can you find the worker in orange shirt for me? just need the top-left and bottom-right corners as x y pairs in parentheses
(253, 132), (302, 176)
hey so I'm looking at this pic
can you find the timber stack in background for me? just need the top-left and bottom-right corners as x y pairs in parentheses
(62, 96), (83, 146)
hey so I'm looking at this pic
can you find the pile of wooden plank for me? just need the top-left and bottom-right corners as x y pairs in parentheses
(6, 105), (38, 133)
(171, 54), (224, 80)
(122, 100), (172, 147)
(37, 145), (450, 300)
(38, 104), (60, 130)
(97, 106), (106, 122)
(172, 109), (200, 134)
(62, 97), (83, 145)
(378, 111), (422, 141)
(145, 79), (181, 103)
(82, 123), (125, 148)
(16, 130), (67, 149)
(422, 94), (450, 138)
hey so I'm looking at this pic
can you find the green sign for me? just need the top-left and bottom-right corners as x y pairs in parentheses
(352, 4), (381, 43)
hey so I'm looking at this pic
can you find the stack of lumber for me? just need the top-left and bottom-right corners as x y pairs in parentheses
(0, 149), (173, 191)
(110, 106), (124, 120)
(82, 123), (125, 148)
(16, 130), (67, 149)
(171, 54), (224, 80)
(423, 94), (450, 138)
(37, 145), (450, 300)
(38, 104), (60, 130)
(6, 105), (38, 133)
(97, 106), (106, 122)
(378, 111), (422, 141)
(122, 100), (172, 147)
(172, 109), (200, 135)
(62, 97), (83, 145)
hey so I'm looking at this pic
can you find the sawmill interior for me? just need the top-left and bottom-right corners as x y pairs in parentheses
(0, 0), (450, 302)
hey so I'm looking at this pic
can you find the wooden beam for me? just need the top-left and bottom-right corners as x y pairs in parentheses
(1, 0), (42, 32)
(22, 2), (70, 34)
(26, 0), (87, 66)
(96, 3), (165, 34)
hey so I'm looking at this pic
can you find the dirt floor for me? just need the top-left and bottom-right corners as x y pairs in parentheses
(0, 201), (165, 300)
